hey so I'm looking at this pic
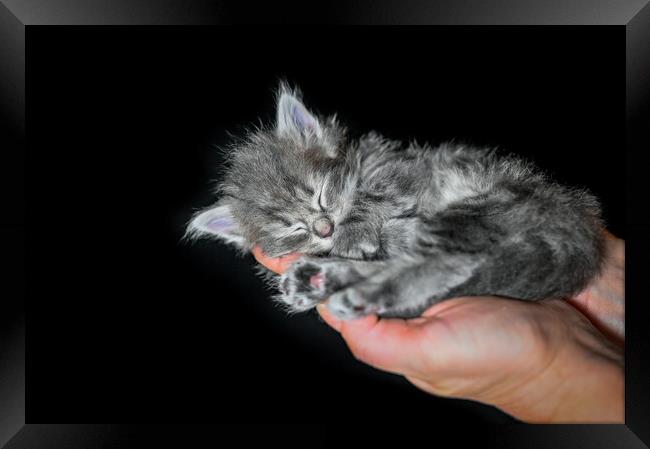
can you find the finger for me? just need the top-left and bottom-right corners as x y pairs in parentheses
(251, 246), (302, 274)
(335, 312), (434, 377)
(316, 304), (343, 332)
(404, 375), (441, 396)
(602, 228), (617, 241)
(318, 302), (410, 369)
(273, 253), (303, 274)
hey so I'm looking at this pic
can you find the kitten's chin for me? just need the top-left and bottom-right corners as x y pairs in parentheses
(264, 242), (333, 259)
(270, 249), (331, 258)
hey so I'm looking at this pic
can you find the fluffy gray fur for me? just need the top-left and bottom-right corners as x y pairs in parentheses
(187, 83), (604, 320)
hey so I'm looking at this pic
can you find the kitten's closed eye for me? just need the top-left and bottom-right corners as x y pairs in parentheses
(290, 225), (308, 234)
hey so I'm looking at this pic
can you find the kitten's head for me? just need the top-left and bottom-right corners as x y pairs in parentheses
(187, 84), (359, 257)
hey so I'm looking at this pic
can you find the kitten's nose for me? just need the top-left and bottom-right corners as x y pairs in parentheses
(313, 217), (334, 238)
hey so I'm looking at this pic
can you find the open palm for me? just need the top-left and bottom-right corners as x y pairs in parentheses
(252, 237), (624, 423)
(318, 296), (573, 404)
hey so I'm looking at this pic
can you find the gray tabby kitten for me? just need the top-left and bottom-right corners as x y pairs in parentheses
(187, 84), (604, 320)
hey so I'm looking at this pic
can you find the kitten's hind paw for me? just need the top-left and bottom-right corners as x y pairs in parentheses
(327, 287), (384, 320)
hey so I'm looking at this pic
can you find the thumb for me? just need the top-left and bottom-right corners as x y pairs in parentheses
(251, 246), (302, 274)
(317, 304), (433, 377)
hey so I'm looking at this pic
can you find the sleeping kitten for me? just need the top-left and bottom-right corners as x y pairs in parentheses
(186, 84), (604, 320)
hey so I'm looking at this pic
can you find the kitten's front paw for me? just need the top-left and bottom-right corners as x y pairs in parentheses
(327, 287), (384, 320)
(278, 258), (329, 312)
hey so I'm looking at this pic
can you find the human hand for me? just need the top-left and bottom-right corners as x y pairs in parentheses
(252, 236), (624, 423)
(251, 246), (303, 274)
(315, 296), (623, 423)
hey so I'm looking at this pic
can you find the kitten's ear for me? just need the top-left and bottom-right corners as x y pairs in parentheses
(276, 91), (323, 141)
(186, 203), (245, 247)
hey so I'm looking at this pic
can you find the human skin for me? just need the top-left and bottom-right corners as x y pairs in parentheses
(251, 231), (624, 423)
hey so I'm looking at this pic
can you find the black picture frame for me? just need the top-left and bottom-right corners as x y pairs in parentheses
(1, 1), (649, 447)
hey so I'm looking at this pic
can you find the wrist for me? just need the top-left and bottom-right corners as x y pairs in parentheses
(546, 352), (623, 423)
(491, 300), (624, 423)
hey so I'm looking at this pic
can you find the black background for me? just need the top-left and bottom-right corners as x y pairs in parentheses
(27, 26), (624, 423)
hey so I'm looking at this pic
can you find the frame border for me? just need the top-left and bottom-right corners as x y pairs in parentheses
(1, 1), (648, 447)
